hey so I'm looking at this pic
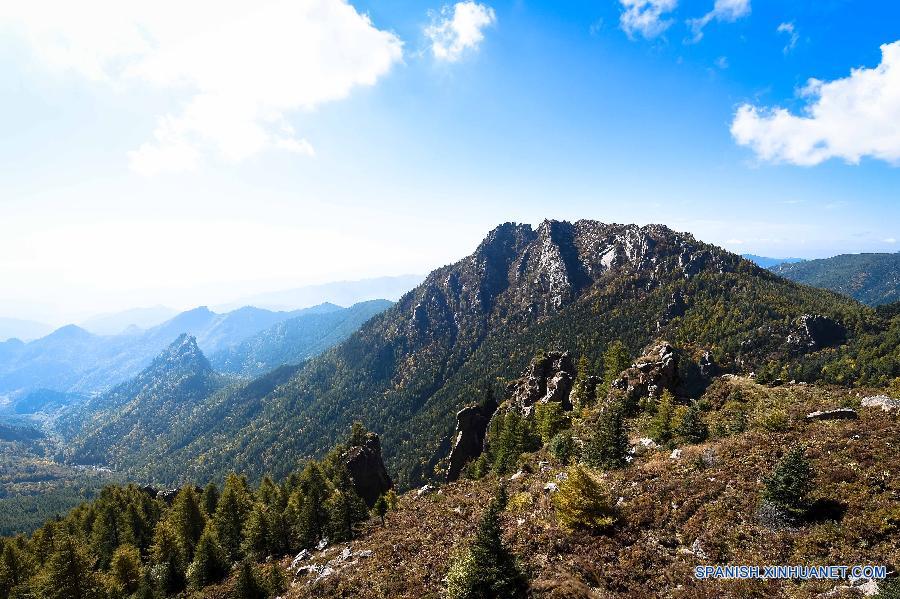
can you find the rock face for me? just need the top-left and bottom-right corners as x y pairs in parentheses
(861, 395), (900, 412)
(787, 315), (847, 351)
(805, 408), (858, 422)
(611, 342), (679, 403)
(507, 351), (577, 412)
(446, 397), (498, 482)
(343, 433), (393, 507)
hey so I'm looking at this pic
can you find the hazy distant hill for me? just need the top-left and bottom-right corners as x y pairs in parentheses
(210, 299), (392, 377)
(771, 252), (900, 305)
(741, 254), (805, 268)
(217, 274), (423, 312)
(79, 305), (178, 335)
(0, 303), (346, 400)
(0, 318), (53, 342)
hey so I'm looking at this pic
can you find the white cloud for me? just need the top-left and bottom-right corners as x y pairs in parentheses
(777, 22), (798, 54)
(688, 0), (750, 42)
(715, 56), (729, 69)
(619, 0), (678, 40)
(885, 237), (898, 244)
(425, 2), (496, 62)
(0, 0), (403, 174)
(731, 41), (900, 166)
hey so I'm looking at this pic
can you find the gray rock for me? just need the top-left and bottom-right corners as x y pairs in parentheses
(543, 482), (559, 493)
(507, 351), (577, 410)
(805, 408), (858, 422)
(787, 315), (847, 352)
(861, 395), (900, 412)
(343, 432), (393, 507)
(446, 397), (497, 482)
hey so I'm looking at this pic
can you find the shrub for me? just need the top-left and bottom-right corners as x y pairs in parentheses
(548, 431), (576, 465)
(676, 401), (708, 444)
(553, 465), (615, 533)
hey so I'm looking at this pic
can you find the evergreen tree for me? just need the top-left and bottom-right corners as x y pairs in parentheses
(569, 355), (593, 407)
(257, 476), (279, 507)
(202, 482), (220, 519)
(214, 473), (252, 562)
(241, 501), (271, 560)
(0, 541), (25, 597)
(602, 341), (631, 390)
(490, 410), (538, 474)
(265, 562), (287, 596)
(763, 444), (814, 523)
(36, 536), (104, 599)
(168, 486), (206, 561)
(326, 468), (368, 542)
(649, 390), (676, 446)
(553, 465), (615, 533)
(150, 520), (186, 594)
(373, 495), (388, 526)
(534, 401), (570, 444)
(233, 559), (266, 599)
(109, 544), (142, 594)
(583, 397), (628, 469)
(349, 421), (369, 448)
(295, 462), (329, 548)
(446, 486), (527, 599)
(90, 501), (120, 569)
(188, 525), (227, 589)
(676, 401), (708, 444)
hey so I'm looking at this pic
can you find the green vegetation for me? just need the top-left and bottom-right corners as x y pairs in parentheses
(446, 486), (528, 599)
(583, 397), (628, 469)
(553, 464), (616, 533)
(771, 252), (900, 306)
(762, 444), (814, 524)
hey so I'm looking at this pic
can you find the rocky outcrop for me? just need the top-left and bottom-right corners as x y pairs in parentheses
(507, 351), (577, 412)
(805, 408), (858, 422)
(787, 315), (847, 351)
(343, 433), (393, 507)
(446, 397), (498, 482)
(610, 342), (679, 404)
(861, 395), (900, 412)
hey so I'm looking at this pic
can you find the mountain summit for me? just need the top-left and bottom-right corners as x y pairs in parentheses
(145, 219), (874, 489)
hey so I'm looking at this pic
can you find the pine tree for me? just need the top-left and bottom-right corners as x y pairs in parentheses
(202, 482), (220, 518)
(602, 341), (631, 390)
(150, 520), (186, 594)
(168, 486), (206, 561)
(649, 390), (676, 446)
(676, 401), (708, 444)
(763, 444), (814, 523)
(373, 495), (388, 526)
(295, 462), (329, 548)
(233, 559), (266, 599)
(257, 476), (279, 507)
(490, 410), (538, 474)
(241, 501), (271, 560)
(265, 562), (287, 596)
(583, 397), (628, 469)
(36, 536), (105, 599)
(446, 486), (527, 599)
(553, 465), (615, 533)
(0, 541), (25, 597)
(534, 401), (570, 444)
(90, 501), (120, 569)
(349, 421), (369, 448)
(326, 468), (368, 542)
(109, 544), (142, 594)
(188, 525), (227, 589)
(214, 473), (252, 562)
(570, 355), (593, 407)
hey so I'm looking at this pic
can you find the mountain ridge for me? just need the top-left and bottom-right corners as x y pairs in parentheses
(771, 252), (900, 306)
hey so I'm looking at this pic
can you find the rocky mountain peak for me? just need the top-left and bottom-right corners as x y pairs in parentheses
(150, 334), (212, 375)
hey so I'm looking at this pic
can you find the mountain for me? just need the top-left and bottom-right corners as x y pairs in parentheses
(62, 335), (228, 471)
(217, 274), (424, 312)
(210, 299), (393, 376)
(117, 220), (885, 490)
(741, 254), (805, 268)
(0, 317), (53, 342)
(79, 305), (179, 335)
(0, 303), (348, 400)
(771, 252), (900, 306)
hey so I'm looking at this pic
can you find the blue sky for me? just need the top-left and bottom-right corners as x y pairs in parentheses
(0, 0), (898, 322)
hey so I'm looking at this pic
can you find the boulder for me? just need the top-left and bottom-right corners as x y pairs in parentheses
(507, 351), (577, 411)
(805, 408), (858, 422)
(446, 396), (498, 482)
(610, 342), (679, 403)
(861, 395), (900, 412)
(787, 315), (847, 351)
(343, 432), (393, 507)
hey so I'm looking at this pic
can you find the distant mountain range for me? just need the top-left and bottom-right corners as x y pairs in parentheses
(79, 305), (179, 335)
(741, 254), (806, 268)
(0, 300), (392, 406)
(0, 318), (54, 343)
(770, 252), (900, 306)
(215, 274), (423, 312)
